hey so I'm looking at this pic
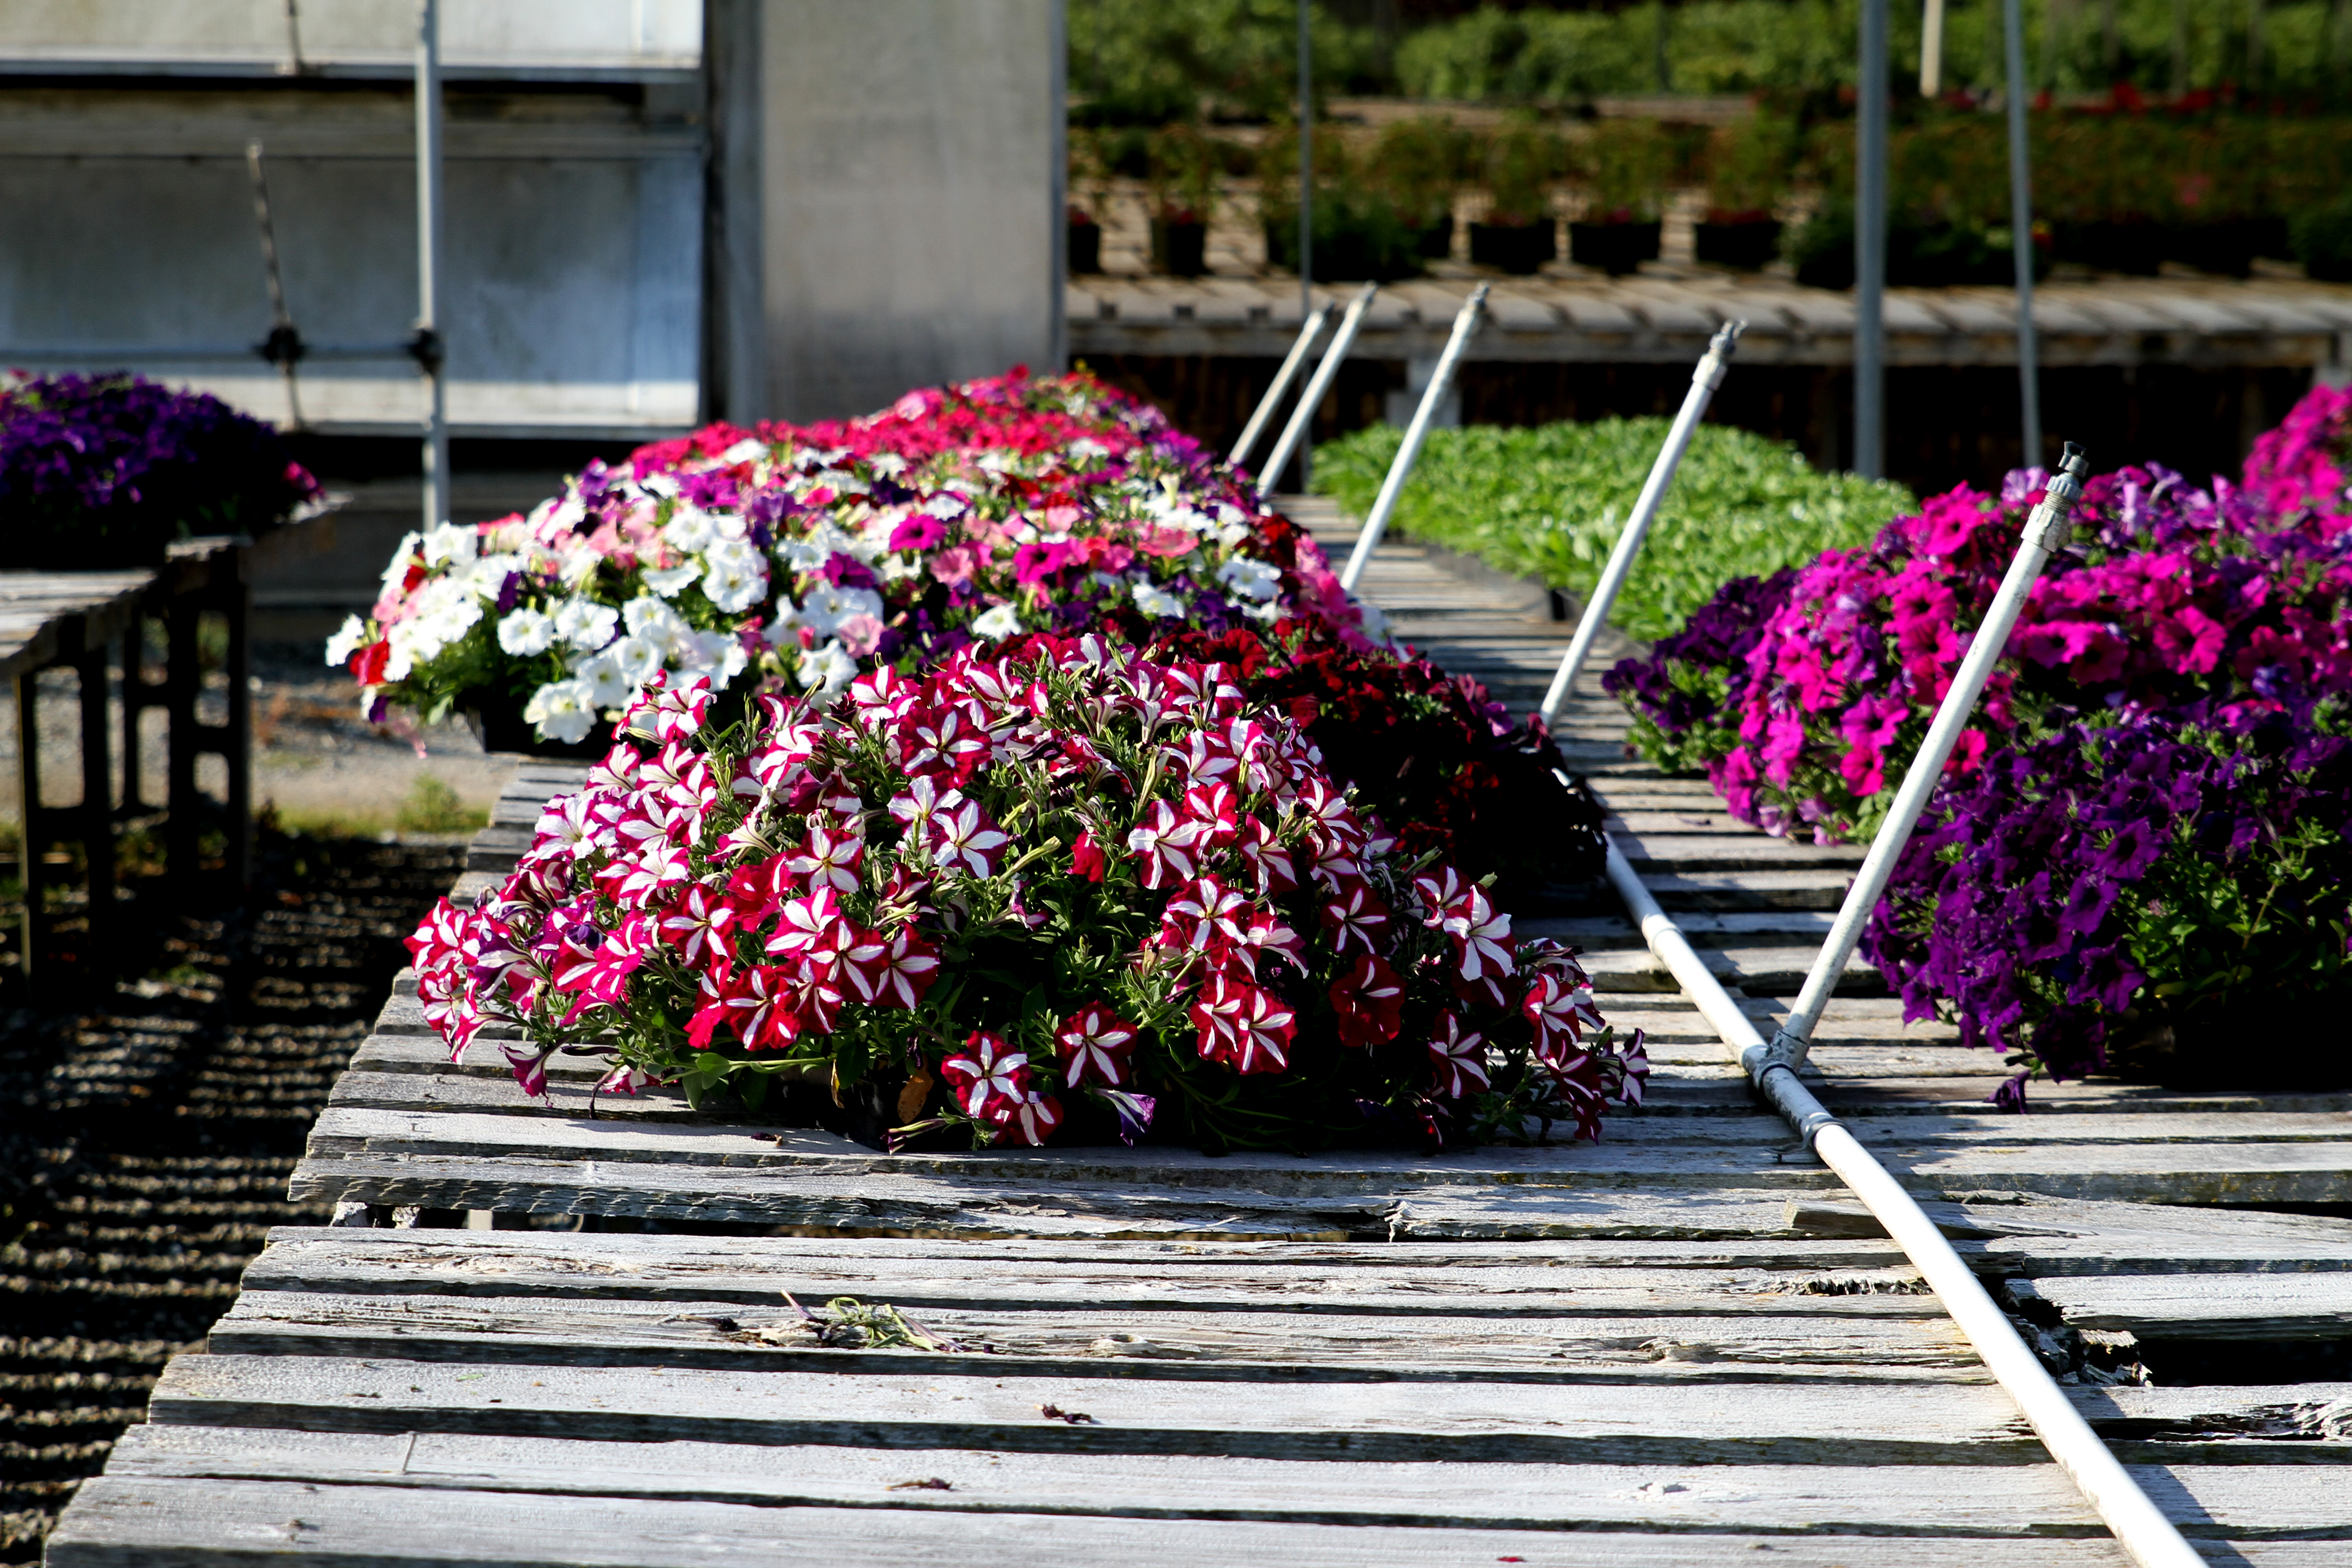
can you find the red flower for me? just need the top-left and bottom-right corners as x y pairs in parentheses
(1157, 875), (1249, 953)
(786, 818), (865, 895)
(1426, 1011), (1489, 1098)
(1126, 799), (1208, 888)
(842, 924), (940, 1009)
(655, 881), (736, 967)
(1069, 830), (1108, 882)
(928, 791), (1011, 877)
(1055, 1002), (1139, 1088)
(348, 640), (390, 686)
(1328, 953), (1404, 1049)
(1318, 877), (1392, 958)
(991, 1090), (1064, 1146)
(1188, 975), (1296, 1074)
(1522, 971), (1603, 1066)
(941, 1030), (1031, 1119)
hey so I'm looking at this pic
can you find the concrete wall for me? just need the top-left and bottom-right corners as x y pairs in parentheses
(737, 0), (1064, 422)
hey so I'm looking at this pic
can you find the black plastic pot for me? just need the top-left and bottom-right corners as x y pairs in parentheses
(2103, 996), (2352, 1091)
(1693, 219), (1782, 271)
(463, 702), (613, 760)
(2053, 220), (2163, 276)
(1409, 214), (1455, 260)
(1067, 219), (1102, 275)
(2165, 220), (2259, 279)
(1468, 220), (1556, 275)
(1568, 220), (1661, 277)
(1150, 218), (1207, 277)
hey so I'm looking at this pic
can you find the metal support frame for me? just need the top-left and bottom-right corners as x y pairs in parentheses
(2003, 0), (2044, 466)
(1230, 303), (1333, 471)
(122, 545), (255, 897)
(1257, 283), (1377, 500)
(1537, 320), (1744, 724)
(1855, 0), (1889, 479)
(415, 0), (450, 534)
(1338, 284), (1489, 594)
(1763, 445), (2089, 1074)
(17, 621), (116, 987)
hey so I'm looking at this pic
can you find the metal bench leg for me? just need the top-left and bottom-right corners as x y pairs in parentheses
(219, 548), (252, 891)
(74, 637), (113, 955)
(17, 671), (44, 988)
(164, 593), (200, 891)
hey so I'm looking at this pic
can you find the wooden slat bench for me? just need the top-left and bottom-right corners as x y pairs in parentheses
(41, 502), (2352, 1565)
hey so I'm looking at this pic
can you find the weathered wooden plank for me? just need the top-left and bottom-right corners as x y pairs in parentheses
(208, 1289), (1976, 1381)
(2007, 1273), (2352, 1340)
(1790, 1196), (2352, 1275)
(51, 1474), (2202, 1568)
(104, 1424), (2352, 1541)
(1616, 832), (1867, 871)
(1640, 868), (1856, 909)
(144, 1352), (2045, 1464)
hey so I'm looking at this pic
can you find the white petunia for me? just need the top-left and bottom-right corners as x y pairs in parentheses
(553, 597), (619, 651)
(609, 634), (665, 688)
(574, 651), (631, 710)
(1240, 598), (1282, 623)
(970, 603), (1022, 640)
(623, 594), (692, 654)
(719, 437), (769, 465)
(799, 583), (884, 637)
(1131, 580), (1185, 619)
(421, 522), (478, 568)
(796, 639), (858, 698)
(701, 539), (769, 614)
(380, 532), (422, 593)
(558, 545), (603, 588)
(497, 607), (556, 657)
(676, 628), (749, 687)
(662, 507), (717, 555)
(1216, 556), (1282, 603)
(324, 614), (367, 667)
(642, 561), (701, 598)
(521, 678), (598, 744)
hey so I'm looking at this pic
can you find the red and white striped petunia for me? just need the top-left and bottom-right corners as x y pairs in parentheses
(1437, 886), (1516, 984)
(655, 881), (736, 968)
(1156, 875), (1249, 953)
(1522, 971), (1604, 1064)
(841, 924), (940, 1009)
(1327, 953), (1404, 1049)
(1188, 975), (1296, 1075)
(940, 1030), (1031, 1120)
(1054, 1002), (1139, 1088)
(603, 840), (691, 910)
(765, 886), (847, 972)
(1126, 799), (1209, 889)
(990, 1090), (1064, 1147)
(927, 791), (1010, 877)
(1317, 877), (1392, 959)
(1426, 1011), (1490, 1099)
(1234, 815), (1298, 897)
(786, 818), (865, 895)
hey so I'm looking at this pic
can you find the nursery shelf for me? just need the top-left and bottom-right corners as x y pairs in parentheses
(44, 502), (2352, 1566)
(1069, 274), (2352, 370)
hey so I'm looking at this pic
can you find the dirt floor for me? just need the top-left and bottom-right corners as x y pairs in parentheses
(0, 833), (466, 1564)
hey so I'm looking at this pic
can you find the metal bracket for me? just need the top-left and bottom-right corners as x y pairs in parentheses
(2020, 441), (2089, 554)
(406, 325), (446, 376)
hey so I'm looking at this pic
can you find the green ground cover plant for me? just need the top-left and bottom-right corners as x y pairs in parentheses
(1309, 419), (1913, 641)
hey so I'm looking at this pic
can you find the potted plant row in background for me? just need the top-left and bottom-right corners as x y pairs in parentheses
(0, 372), (320, 569)
(353, 368), (1643, 1155)
(1604, 385), (2352, 1100)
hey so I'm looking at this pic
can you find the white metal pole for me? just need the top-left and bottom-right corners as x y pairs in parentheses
(1537, 320), (1743, 724)
(1230, 303), (1333, 470)
(1338, 284), (1488, 594)
(415, 0), (450, 535)
(1921, 0), (1947, 93)
(1763, 443), (2087, 1072)
(1600, 835), (2206, 1568)
(1855, 0), (1889, 479)
(1257, 282), (1377, 500)
(2003, 0), (2044, 466)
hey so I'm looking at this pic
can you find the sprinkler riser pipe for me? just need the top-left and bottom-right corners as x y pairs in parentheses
(1338, 284), (1490, 595)
(1230, 304), (1333, 470)
(1766, 445), (2087, 1072)
(1257, 283), (1377, 501)
(1537, 320), (1743, 724)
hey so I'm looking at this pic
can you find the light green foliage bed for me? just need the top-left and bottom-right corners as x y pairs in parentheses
(1309, 419), (1914, 641)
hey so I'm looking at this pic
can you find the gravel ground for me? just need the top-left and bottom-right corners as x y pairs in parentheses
(0, 834), (465, 1564)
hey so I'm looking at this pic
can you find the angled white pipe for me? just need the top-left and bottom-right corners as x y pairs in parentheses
(1537, 319), (1743, 725)
(1602, 835), (2202, 1568)
(1338, 284), (1489, 594)
(1765, 444), (2087, 1073)
(1231, 303), (1334, 470)
(1256, 282), (1377, 500)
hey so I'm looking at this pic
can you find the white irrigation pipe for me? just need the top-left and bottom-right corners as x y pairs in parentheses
(414, 0), (450, 533)
(1256, 282), (1377, 500)
(1536, 319), (1744, 725)
(1230, 303), (1334, 471)
(1764, 443), (2087, 1073)
(1601, 834), (2202, 1568)
(1338, 284), (1489, 594)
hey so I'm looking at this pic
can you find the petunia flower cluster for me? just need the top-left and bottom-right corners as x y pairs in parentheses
(1861, 696), (2352, 1103)
(332, 368), (1372, 737)
(1607, 402), (2352, 846)
(404, 643), (1646, 1153)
